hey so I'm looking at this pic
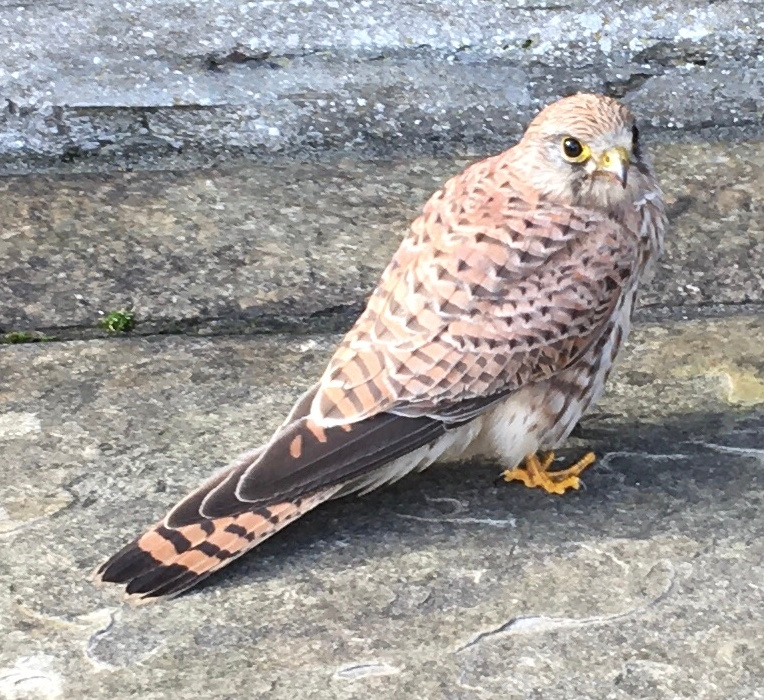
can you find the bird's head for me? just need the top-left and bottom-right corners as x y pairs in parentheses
(514, 93), (653, 212)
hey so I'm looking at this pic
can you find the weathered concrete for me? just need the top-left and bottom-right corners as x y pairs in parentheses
(2, 140), (763, 335)
(1, 317), (763, 699)
(1, 0), (763, 166)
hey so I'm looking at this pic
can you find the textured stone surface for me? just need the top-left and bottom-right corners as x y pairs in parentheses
(2, 140), (763, 333)
(1, 0), (763, 166)
(1, 317), (763, 699)
(2, 4), (762, 694)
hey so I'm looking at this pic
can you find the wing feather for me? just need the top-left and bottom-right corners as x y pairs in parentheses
(313, 156), (640, 425)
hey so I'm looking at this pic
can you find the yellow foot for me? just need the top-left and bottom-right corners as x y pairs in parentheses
(501, 451), (596, 495)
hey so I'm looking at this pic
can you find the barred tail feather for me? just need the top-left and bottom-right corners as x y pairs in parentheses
(95, 383), (480, 602)
(94, 487), (340, 602)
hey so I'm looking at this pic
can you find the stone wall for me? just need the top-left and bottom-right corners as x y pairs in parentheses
(1, 0), (763, 167)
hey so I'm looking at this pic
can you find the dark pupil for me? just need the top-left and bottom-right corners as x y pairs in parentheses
(563, 138), (583, 158)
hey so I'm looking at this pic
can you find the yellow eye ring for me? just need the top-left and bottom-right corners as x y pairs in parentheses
(561, 137), (591, 163)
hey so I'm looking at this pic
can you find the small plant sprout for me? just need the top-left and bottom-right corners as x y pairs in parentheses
(98, 309), (136, 334)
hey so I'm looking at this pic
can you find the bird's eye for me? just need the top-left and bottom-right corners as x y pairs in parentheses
(561, 137), (590, 163)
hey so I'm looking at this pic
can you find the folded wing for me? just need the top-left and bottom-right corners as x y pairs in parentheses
(96, 157), (639, 600)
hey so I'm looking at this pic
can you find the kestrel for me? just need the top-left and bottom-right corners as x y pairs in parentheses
(96, 93), (667, 601)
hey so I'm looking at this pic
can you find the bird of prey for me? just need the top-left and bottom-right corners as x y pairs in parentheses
(95, 93), (667, 602)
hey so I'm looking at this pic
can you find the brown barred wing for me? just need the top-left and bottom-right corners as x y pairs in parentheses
(313, 182), (640, 426)
(94, 407), (455, 602)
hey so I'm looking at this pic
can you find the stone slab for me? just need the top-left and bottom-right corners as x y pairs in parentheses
(1, 316), (763, 699)
(2, 141), (763, 334)
(1, 0), (763, 165)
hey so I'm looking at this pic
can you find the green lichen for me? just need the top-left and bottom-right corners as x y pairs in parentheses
(98, 309), (136, 334)
(2, 331), (35, 344)
(1, 331), (57, 344)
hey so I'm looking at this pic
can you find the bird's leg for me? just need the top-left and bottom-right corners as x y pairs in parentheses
(501, 451), (596, 495)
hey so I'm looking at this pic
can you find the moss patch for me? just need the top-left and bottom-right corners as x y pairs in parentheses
(98, 309), (136, 334)
(1, 331), (58, 344)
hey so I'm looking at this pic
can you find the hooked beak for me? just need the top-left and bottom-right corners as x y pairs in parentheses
(596, 146), (630, 188)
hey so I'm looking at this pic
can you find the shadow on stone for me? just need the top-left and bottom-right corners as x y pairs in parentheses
(196, 407), (763, 598)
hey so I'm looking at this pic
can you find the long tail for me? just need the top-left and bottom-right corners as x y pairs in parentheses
(94, 472), (341, 603)
(94, 385), (458, 602)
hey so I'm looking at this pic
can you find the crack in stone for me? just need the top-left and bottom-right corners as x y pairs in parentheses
(395, 495), (517, 528)
(395, 512), (517, 528)
(692, 441), (764, 461)
(596, 451), (694, 472)
(0, 655), (63, 700)
(2, 302), (761, 347)
(0, 302), (365, 345)
(333, 662), (401, 681)
(455, 560), (677, 654)
(84, 609), (119, 670)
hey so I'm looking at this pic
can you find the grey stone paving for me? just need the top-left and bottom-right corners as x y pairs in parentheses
(1, 318), (763, 699)
(2, 5), (764, 694)
(2, 141), (763, 334)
